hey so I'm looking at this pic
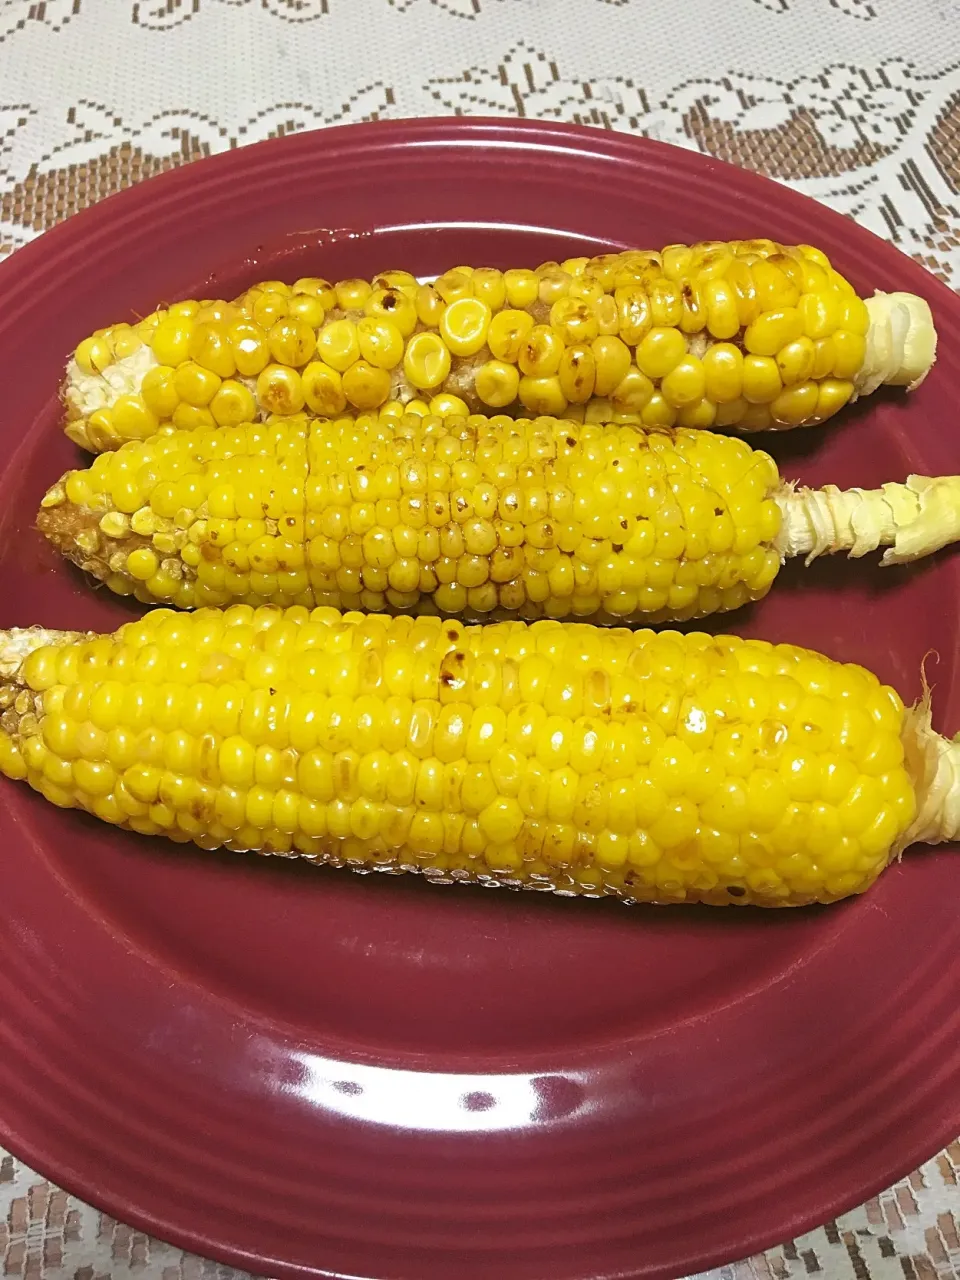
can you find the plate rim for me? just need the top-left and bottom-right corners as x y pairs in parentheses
(0, 115), (958, 1280)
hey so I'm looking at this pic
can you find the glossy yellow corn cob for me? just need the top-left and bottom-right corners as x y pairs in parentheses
(63, 241), (937, 452)
(39, 411), (960, 622)
(1, 607), (956, 907)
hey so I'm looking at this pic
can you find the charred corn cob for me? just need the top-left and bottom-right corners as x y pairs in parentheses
(39, 411), (960, 622)
(0, 607), (955, 907)
(63, 241), (937, 452)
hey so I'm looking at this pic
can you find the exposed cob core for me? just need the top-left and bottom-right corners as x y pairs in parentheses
(1, 607), (952, 907)
(62, 241), (937, 453)
(775, 474), (960, 566)
(38, 412), (960, 623)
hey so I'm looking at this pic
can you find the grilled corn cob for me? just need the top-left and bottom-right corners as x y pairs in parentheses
(39, 411), (960, 622)
(0, 607), (955, 907)
(63, 241), (937, 452)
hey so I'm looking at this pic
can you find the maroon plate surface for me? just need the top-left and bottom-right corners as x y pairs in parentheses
(0, 119), (958, 1280)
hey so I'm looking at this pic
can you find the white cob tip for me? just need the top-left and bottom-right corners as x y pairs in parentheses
(859, 291), (937, 396)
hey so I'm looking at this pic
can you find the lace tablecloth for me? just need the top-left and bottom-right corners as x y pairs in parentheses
(1, 1), (958, 1277)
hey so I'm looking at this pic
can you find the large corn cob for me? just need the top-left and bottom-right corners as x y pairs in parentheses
(0, 607), (955, 907)
(63, 241), (937, 452)
(39, 411), (960, 622)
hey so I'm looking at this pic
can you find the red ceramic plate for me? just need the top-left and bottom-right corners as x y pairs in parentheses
(0, 119), (958, 1280)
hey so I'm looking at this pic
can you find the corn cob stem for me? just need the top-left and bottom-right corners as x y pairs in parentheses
(62, 241), (937, 453)
(0, 609), (942, 907)
(859, 292), (937, 395)
(773, 475), (960, 567)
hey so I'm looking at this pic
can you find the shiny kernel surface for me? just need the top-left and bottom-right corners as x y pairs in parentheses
(71, 243), (872, 452)
(44, 411), (787, 627)
(1, 609), (915, 907)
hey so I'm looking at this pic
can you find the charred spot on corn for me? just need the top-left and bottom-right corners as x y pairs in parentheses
(61, 243), (937, 453)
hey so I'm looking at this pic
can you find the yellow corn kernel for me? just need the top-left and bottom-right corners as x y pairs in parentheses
(518, 376), (567, 416)
(172, 404), (215, 432)
(403, 333), (452, 391)
(676, 398), (718, 429)
(640, 394), (676, 428)
(702, 277), (741, 340)
(742, 355), (783, 404)
(616, 288), (653, 345)
(590, 336), (632, 397)
(229, 320), (271, 377)
(151, 317), (194, 366)
(660, 355), (707, 408)
(550, 297), (599, 345)
(503, 269), (539, 308)
(111, 396), (158, 441)
(210, 381), (257, 427)
(342, 362), (391, 410)
(776, 337), (816, 386)
(702, 343), (744, 403)
(256, 365), (305, 416)
(841, 296), (870, 336)
(475, 360), (521, 408)
(810, 338), (835, 380)
(770, 382), (820, 427)
(74, 335), (114, 375)
(471, 268), (507, 311)
(557, 345), (597, 403)
(302, 362), (347, 416)
(744, 307), (804, 357)
(636, 327), (687, 379)
(518, 325), (563, 377)
(335, 279), (373, 310)
(611, 368), (655, 412)
(415, 285), (445, 328)
(435, 271), (473, 305)
(648, 280), (683, 328)
(831, 330), (867, 379)
(189, 322), (237, 378)
(356, 318), (404, 370)
(317, 319), (360, 372)
(538, 268), (572, 306)
(488, 310), (535, 363)
(799, 289), (844, 340)
(661, 244), (693, 280)
(364, 288), (417, 338)
(268, 318), (316, 367)
(429, 393), (470, 418)
(251, 291), (289, 329)
(372, 270), (416, 292)
(439, 298), (492, 358)
(173, 362), (221, 407)
(751, 258), (799, 310)
(815, 379), (854, 422)
(287, 294), (326, 327)
(126, 547), (159, 581)
(140, 366), (180, 418)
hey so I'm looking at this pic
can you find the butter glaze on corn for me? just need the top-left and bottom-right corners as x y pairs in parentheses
(4, 607), (957, 908)
(39, 412), (960, 621)
(62, 241), (937, 452)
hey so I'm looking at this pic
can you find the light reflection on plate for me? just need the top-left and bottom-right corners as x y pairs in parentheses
(288, 1053), (595, 1134)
